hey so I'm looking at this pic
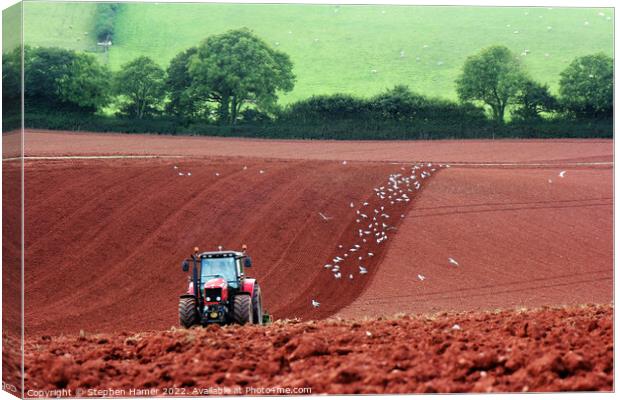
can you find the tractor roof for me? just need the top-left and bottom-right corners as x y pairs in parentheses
(198, 250), (246, 259)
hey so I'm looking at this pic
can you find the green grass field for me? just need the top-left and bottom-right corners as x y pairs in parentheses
(22, 2), (614, 103)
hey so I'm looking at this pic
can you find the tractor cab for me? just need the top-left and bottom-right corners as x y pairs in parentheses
(199, 251), (250, 289)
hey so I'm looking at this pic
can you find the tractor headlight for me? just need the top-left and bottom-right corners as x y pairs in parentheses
(216, 296), (221, 301)
(206, 296), (211, 302)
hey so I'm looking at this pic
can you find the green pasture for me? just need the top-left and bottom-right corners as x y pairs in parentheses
(22, 2), (614, 103)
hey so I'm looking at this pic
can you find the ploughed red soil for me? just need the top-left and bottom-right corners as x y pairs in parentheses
(3, 132), (613, 393)
(23, 305), (613, 395)
(339, 165), (613, 318)
(24, 129), (612, 163)
(21, 158), (436, 335)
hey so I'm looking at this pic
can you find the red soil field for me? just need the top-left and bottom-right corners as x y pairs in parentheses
(3, 131), (613, 393)
(339, 165), (613, 318)
(23, 305), (613, 394)
(25, 129), (612, 163)
(21, 158), (435, 335)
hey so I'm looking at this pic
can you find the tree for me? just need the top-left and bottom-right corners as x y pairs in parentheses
(559, 53), (613, 118)
(23, 46), (111, 112)
(188, 28), (295, 125)
(165, 47), (209, 120)
(456, 45), (526, 124)
(512, 79), (557, 121)
(115, 56), (166, 119)
(2, 46), (22, 104)
(57, 53), (112, 111)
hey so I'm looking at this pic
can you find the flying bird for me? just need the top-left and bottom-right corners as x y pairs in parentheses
(559, 170), (567, 178)
(312, 300), (320, 308)
(319, 212), (333, 221)
(448, 257), (459, 267)
(334, 272), (342, 279)
(417, 274), (426, 281)
(359, 266), (368, 274)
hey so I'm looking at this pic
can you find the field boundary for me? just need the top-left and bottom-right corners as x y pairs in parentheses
(8, 155), (614, 168)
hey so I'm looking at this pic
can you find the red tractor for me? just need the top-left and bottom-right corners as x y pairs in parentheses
(179, 246), (268, 327)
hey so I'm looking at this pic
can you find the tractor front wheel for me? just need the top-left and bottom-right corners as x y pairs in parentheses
(179, 297), (199, 328)
(233, 294), (253, 325)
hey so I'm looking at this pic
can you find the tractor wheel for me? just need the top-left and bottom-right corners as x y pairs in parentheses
(179, 297), (200, 328)
(233, 294), (253, 325)
(252, 284), (264, 325)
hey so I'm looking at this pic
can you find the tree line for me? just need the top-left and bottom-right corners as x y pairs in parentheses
(2, 28), (613, 138)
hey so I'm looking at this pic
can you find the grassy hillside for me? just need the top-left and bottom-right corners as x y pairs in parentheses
(3, 3), (22, 52)
(23, 3), (614, 103)
(23, 1), (98, 54)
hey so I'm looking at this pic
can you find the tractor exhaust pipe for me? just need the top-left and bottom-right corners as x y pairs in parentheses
(191, 247), (203, 313)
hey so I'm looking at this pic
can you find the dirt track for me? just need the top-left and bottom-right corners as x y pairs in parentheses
(2, 131), (613, 393)
(23, 305), (613, 394)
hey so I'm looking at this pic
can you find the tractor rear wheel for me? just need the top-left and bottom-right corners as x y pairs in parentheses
(252, 284), (264, 325)
(233, 294), (253, 325)
(179, 297), (199, 328)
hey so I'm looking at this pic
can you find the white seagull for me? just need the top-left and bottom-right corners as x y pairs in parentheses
(417, 274), (426, 281)
(448, 257), (459, 267)
(311, 300), (320, 308)
(559, 170), (567, 178)
(319, 212), (333, 221)
(359, 266), (368, 274)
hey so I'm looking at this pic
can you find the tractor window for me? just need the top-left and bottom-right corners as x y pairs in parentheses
(200, 257), (239, 288)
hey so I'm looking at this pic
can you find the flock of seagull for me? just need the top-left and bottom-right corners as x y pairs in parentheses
(311, 163), (572, 308)
(173, 165), (266, 177)
(311, 161), (452, 309)
(171, 161), (569, 311)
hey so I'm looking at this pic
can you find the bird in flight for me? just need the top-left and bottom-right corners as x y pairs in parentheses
(319, 212), (333, 220)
